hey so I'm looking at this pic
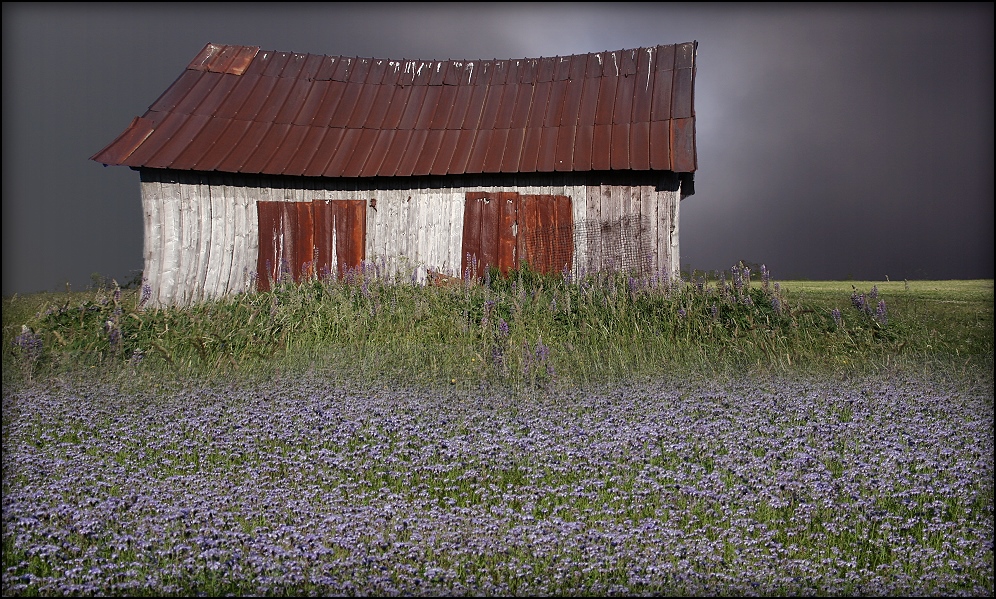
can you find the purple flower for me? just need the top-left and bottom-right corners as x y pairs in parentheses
(875, 300), (888, 325)
(13, 326), (42, 361)
(139, 283), (152, 308)
(851, 292), (866, 312)
(678, 308), (687, 319)
(831, 308), (842, 327)
(498, 319), (509, 338)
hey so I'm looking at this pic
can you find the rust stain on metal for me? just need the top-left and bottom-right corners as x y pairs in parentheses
(92, 42), (698, 179)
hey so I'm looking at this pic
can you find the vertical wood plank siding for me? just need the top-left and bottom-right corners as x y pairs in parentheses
(138, 169), (683, 307)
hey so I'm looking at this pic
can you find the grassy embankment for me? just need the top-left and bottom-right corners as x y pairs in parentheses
(3, 265), (992, 388)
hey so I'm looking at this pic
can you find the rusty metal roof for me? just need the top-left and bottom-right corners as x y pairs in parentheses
(92, 42), (697, 177)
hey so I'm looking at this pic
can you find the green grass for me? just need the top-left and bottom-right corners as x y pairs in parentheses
(3, 269), (992, 389)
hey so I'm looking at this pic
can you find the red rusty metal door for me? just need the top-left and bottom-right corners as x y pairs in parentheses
(257, 200), (366, 291)
(330, 200), (366, 278)
(461, 192), (518, 278)
(518, 194), (573, 274)
(461, 193), (572, 279)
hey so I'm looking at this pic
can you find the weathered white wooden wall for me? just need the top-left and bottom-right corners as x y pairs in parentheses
(139, 170), (683, 307)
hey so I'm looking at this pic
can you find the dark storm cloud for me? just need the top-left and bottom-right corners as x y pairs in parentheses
(3, 3), (992, 295)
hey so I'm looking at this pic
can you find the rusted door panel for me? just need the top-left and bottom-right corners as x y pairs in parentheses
(333, 200), (366, 277)
(463, 192), (573, 279)
(257, 199), (366, 290)
(256, 201), (282, 291)
(461, 193), (485, 278)
(497, 193), (518, 274)
(478, 194), (500, 277)
(313, 200), (335, 280)
(552, 194), (574, 274)
(519, 194), (573, 274)
(294, 201), (315, 281)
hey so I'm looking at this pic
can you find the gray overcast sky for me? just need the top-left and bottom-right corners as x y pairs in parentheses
(3, 3), (992, 295)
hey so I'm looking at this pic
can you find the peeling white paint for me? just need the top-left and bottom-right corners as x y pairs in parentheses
(644, 48), (654, 91)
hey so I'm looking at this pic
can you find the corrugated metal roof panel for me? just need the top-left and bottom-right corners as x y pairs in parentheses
(322, 127), (362, 177)
(611, 123), (630, 171)
(292, 79), (330, 126)
(649, 120), (671, 171)
(93, 42), (697, 177)
(397, 85), (429, 130)
(364, 84), (396, 129)
(577, 76), (600, 127)
(306, 128), (345, 174)
(214, 121), (270, 173)
(413, 129), (444, 176)
(537, 128), (559, 172)
(464, 128), (491, 174)
(554, 125), (576, 172)
(346, 82), (380, 128)
(379, 84), (412, 130)
(500, 128), (525, 173)
(445, 84), (472, 129)
(591, 124), (612, 171)
(188, 73), (241, 117)
(189, 118), (252, 171)
(527, 81), (552, 129)
(377, 129), (412, 177)
(263, 124), (309, 174)
(594, 72), (617, 126)
(358, 130), (395, 178)
(343, 128), (381, 177)
(651, 69), (673, 122)
(482, 128), (509, 173)
(545, 79), (567, 128)
(394, 129), (430, 177)
(240, 123), (290, 173)
(573, 124), (594, 171)
(414, 85), (443, 130)
(348, 57), (372, 83)
(329, 82), (364, 128)
(447, 129), (478, 175)
(430, 129), (461, 176)
(612, 71), (635, 125)
(280, 125), (331, 176)
(460, 84), (489, 130)
(559, 78), (584, 127)
(120, 111), (188, 167)
(255, 77), (298, 124)
(168, 115), (232, 170)
(671, 117), (696, 172)
(230, 75), (278, 121)
(518, 127), (543, 173)
(211, 73), (260, 119)
(91, 116), (156, 165)
(629, 121), (651, 171)
(672, 68), (695, 119)
(273, 78), (315, 124)
(536, 57), (556, 83)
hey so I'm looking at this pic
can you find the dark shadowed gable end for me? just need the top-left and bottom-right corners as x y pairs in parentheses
(93, 42), (697, 306)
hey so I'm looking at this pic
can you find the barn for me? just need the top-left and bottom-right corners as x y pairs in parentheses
(92, 42), (698, 307)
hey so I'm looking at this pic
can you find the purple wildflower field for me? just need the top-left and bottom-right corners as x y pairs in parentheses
(3, 373), (993, 596)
